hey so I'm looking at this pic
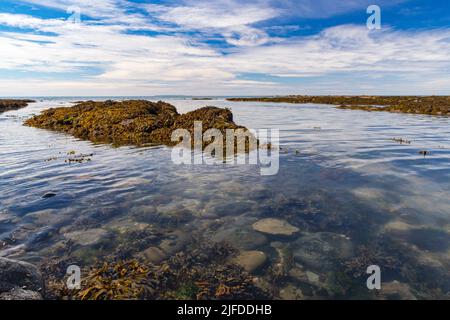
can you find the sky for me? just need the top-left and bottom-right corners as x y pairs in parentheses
(0, 0), (449, 96)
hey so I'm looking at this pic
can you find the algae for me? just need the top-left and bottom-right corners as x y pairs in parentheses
(227, 96), (450, 116)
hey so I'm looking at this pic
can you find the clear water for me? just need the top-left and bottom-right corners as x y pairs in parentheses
(1, 97), (450, 299)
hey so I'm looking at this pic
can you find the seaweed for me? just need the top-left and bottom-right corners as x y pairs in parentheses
(24, 100), (257, 152)
(227, 96), (450, 116)
(42, 240), (271, 300)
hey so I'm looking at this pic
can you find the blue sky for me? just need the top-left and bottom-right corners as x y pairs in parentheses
(0, 0), (449, 96)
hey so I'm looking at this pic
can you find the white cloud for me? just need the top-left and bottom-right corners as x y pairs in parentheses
(145, 1), (278, 46)
(0, 4), (450, 95)
(156, 3), (278, 29)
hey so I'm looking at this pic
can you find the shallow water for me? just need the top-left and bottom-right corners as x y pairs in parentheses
(1, 97), (450, 299)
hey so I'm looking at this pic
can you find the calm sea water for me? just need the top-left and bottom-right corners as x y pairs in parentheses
(1, 97), (450, 299)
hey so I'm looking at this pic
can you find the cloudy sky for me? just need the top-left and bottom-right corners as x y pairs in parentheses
(0, 0), (449, 96)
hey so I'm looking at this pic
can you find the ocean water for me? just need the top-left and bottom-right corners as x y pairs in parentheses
(1, 97), (450, 299)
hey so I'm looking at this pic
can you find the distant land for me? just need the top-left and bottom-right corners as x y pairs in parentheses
(227, 96), (450, 116)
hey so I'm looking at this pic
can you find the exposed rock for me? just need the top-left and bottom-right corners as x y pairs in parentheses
(233, 251), (268, 273)
(0, 257), (43, 293)
(42, 192), (57, 199)
(252, 218), (299, 236)
(25, 100), (255, 149)
(0, 99), (35, 114)
(0, 288), (42, 300)
(64, 228), (109, 246)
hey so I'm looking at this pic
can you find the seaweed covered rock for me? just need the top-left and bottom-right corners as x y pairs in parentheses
(25, 100), (178, 146)
(0, 99), (35, 114)
(228, 96), (450, 116)
(24, 100), (254, 148)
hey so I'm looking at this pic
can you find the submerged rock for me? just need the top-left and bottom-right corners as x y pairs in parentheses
(211, 201), (254, 217)
(0, 257), (43, 296)
(292, 232), (354, 272)
(271, 241), (294, 276)
(141, 246), (167, 264)
(379, 281), (417, 300)
(279, 284), (304, 300)
(64, 228), (109, 246)
(112, 177), (152, 189)
(211, 226), (268, 250)
(24, 100), (255, 149)
(233, 251), (268, 273)
(306, 271), (321, 284)
(159, 230), (191, 256)
(0, 288), (42, 300)
(252, 218), (299, 236)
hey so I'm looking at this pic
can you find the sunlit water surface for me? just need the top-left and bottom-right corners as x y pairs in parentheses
(1, 97), (450, 299)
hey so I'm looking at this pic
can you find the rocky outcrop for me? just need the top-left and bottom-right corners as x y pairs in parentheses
(24, 100), (255, 148)
(0, 257), (43, 300)
(228, 96), (450, 116)
(0, 99), (35, 114)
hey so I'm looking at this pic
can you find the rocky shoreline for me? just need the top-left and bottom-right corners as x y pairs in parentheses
(0, 99), (35, 114)
(24, 100), (255, 149)
(228, 96), (450, 116)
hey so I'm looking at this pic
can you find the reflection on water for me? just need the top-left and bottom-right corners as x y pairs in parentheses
(1, 97), (450, 299)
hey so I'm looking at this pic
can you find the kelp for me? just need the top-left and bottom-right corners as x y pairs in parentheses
(43, 241), (271, 300)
